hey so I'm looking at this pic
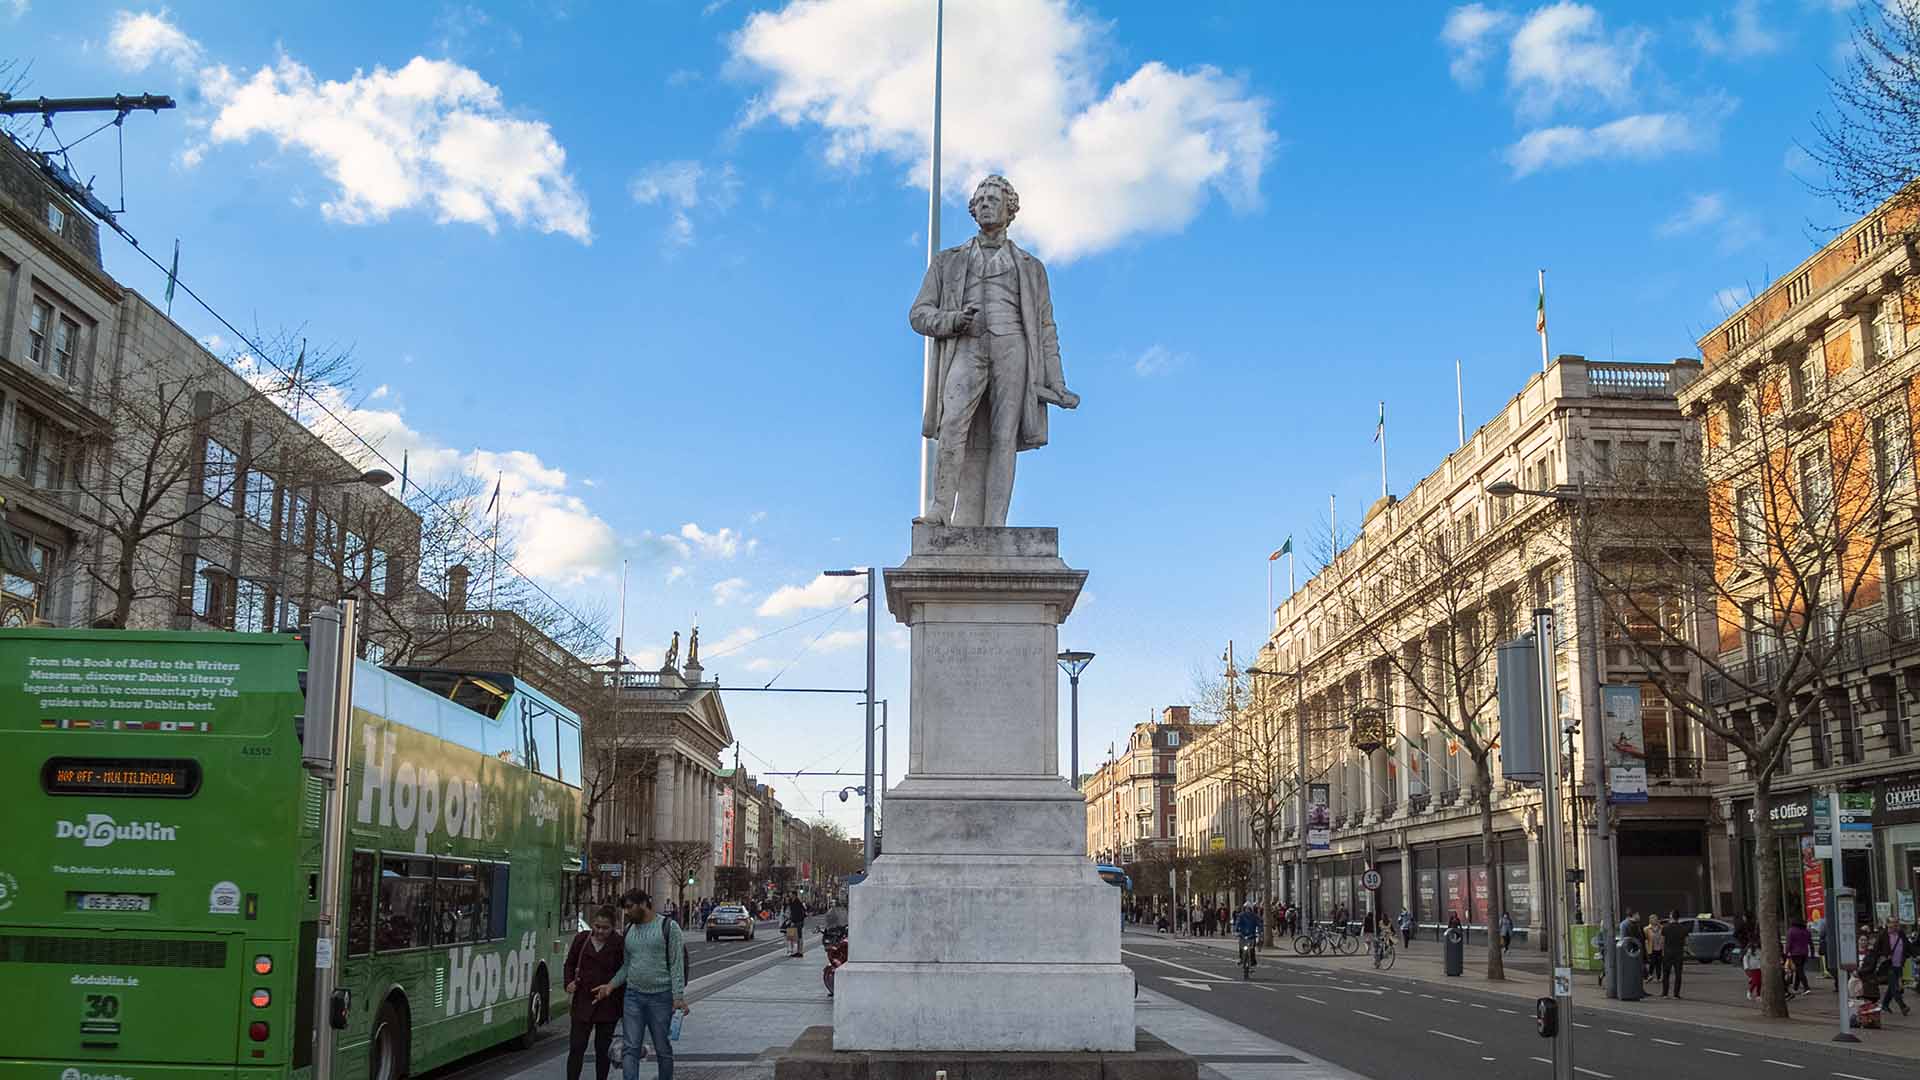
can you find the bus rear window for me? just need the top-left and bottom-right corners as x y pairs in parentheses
(42, 757), (201, 798)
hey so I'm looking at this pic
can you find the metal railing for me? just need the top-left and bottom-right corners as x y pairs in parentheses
(1645, 753), (1703, 779)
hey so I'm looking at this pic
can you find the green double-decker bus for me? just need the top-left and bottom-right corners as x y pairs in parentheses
(0, 627), (583, 1080)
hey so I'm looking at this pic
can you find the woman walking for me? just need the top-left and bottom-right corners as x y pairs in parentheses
(563, 906), (626, 1080)
(787, 893), (808, 958)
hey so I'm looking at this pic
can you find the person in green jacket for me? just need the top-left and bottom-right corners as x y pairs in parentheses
(592, 889), (688, 1080)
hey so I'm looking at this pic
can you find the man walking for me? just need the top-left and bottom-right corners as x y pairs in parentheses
(592, 890), (688, 1080)
(1661, 910), (1689, 998)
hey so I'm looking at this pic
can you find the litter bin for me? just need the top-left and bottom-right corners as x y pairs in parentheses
(1444, 927), (1466, 976)
(1617, 936), (1645, 1001)
(1571, 925), (1601, 972)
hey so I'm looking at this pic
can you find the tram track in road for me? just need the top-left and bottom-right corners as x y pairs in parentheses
(1121, 941), (1906, 1080)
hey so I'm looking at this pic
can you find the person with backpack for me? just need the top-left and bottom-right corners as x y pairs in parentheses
(592, 889), (688, 1080)
(565, 906), (627, 1080)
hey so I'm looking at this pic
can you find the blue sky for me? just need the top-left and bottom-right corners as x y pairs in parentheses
(10, 0), (1864, 835)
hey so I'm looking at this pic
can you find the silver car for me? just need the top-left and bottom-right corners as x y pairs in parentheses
(706, 904), (756, 942)
(1679, 917), (1739, 963)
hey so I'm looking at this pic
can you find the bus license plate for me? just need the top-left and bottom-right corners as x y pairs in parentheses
(74, 893), (152, 912)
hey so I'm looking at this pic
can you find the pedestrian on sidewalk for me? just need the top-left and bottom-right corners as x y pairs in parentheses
(1786, 918), (1812, 995)
(1660, 910), (1688, 999)
(787, 894), (808, 958)
(1499, 910), (1514, 953)
(1396, 908), (1412, 948)
(1644, 914), (1663, 986)
(1363, 909), (1377, 940)
(592, 889), (688, 1080)
(1742, 939), (1763, 1000)
(1823, 916), (1839, 984)
(565, 906), (628, 1080)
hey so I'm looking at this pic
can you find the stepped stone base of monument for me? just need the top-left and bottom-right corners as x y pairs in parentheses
(774, 1026), (1198, 1080)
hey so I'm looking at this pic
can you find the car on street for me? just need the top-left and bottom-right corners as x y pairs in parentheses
(706, 903), (756, 941)
(1678, 916), (1739, 963)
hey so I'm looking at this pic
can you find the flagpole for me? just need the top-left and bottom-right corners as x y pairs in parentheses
(1266, 556), (1273, 635)
(1456, 360), (1466, 448)
(917, 0), (945, 519)
(1378, 400), (1388, 499)
(1538, 268), (1550, 372)
(488, 473), (501, 609)
(1289, 550), (1295, 594)
(1330, 494), (1337, 553)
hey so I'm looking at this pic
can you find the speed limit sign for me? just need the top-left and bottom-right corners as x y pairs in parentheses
(1360, 868), (1382, 892)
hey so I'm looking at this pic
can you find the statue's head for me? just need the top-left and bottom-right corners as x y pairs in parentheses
(969, 175), (1019, 230)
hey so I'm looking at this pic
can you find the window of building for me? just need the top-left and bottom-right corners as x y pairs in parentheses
(1857, 215), (1887, 258)
(314, 510), (338, 566)
(1874, 410), (1914, 498)
(45, 201), (66, 233)
(1785, 269), (1813, 308)
(203, 438), (237, 505)
(27, 300), (50, 368)
(10, 407), (61, 489)
(1735, 485), (1762, 558)
(191, 554), (227, 621)
(370, 547), (389, 595)
(282, 491), (308, 546)
(1792, 347), (1825, 408)
(1872, 303), (1900, 367)
(283, 597), (303, 631)
(1799, 450), (1832, 520)
(50, 316), (78, 381)
(1728, 393), (1753, 445)
(3, 533), (54, 607)
(1166, 730), (1180, 747)
(1890, 543), (1920, 639)
(1591, 439), (1612, 480)
(345, 530), (367, 581)
(1745, 598), (1776, 657)
(243, 469), (277, 530)
(234, 578), (268, 633)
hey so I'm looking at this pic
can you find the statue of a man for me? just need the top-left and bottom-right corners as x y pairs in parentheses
(662, 630), (680, 671)
(910, 174), (1078, 527)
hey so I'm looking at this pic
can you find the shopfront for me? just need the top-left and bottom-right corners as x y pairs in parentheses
(1406, 834), (1530, 937)
(1735, 788), (1882, 926)
(1875, 772), (1920, 925)
(1733, 790), (1814, 924)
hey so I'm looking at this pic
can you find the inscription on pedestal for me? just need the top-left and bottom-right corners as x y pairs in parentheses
(916, 623), (1050, 775)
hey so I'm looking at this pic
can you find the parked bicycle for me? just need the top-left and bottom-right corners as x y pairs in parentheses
(1293, 923), (1359, 956)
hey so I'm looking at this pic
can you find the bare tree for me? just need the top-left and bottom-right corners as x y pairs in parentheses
(1566, 382), (1908, 1017)
(1810, 0), (1920, 224)
(652, 840), (715, 917)
(1328, 521), (1519, 980)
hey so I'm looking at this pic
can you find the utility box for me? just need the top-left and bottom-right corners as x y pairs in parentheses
(1497, 633), (1545, 784)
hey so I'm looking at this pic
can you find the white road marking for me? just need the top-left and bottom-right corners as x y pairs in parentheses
(1420, 993), (1437, 999)
(1574, 1068), (1613, 1079)
(1353, 1010), (1392, 1021)
(1470, 1003), (1489, 1009)
(1532, 1056), (1553, 1065)
(1398, 990), (1415, 995)
(1606, 1029), (1634, 1036)
(1762, 1062), (1804, 1070)
(1429, 1029), (1482, 1046)
(1833, 1072), (1881, 1080)
(1443, 997), (1463, 1003)
(1122, 948), (1240, 981)
(1483, 1057), (1497, 1062)
(1705, 1049), (1741, 1057)
(1573, 1022), (1591, 1029)
(1652, 1038), (1683, 1046)
(1498, 1008), (1520, 1015)
(1297, 995), (1329, 1005)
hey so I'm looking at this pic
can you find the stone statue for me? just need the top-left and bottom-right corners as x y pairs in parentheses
(910, 174), (1078, 527)
(687, 626), (700, 667)
(662, 630), (680, 670)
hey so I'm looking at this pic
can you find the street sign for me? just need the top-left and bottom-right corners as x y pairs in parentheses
(1210, 835), (1226, 852)
(1360, 868), (1382, 892)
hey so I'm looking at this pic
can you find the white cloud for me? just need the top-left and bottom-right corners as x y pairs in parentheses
(1441, 4), (1513, 86)
(730, 0), (1274, 263)
(9, 0), (30, 19)
(1712, 285), (1753, 316)
(757, 573), (864, 618)
(1505, 112), (1698, 176)
(712, 577), (750, 605)
(1132, 344), (1187, 377)
(108, 9), (202, 72)
(193, 50), (590, 241)
(1656, 192), (1725, 236)
(666, 566), (689, 583)
(629, 160), (740, 247)
(680, 522), (744, 559)
(1693, 0), (1781, 59)
(1506, 2), (1648, 116)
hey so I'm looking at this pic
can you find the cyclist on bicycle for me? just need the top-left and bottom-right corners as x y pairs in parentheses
(1234, 901), (1263, 964)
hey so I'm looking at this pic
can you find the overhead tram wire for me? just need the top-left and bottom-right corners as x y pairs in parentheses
(756, 599), (856, 690)
(99, 217), (615, 652)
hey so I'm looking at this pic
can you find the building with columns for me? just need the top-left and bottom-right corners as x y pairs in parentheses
(1252, 355), (1726, 937)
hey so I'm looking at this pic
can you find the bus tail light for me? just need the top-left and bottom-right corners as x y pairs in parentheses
(251, 988), (271, 1008)
(248, 1022), (270, 1042)
(253, 954), (273, 975)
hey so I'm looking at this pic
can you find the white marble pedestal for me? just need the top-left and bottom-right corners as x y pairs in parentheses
(831, 525), (1134, 1052)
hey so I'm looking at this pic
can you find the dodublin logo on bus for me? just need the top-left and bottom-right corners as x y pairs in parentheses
(54, 814), (179, 848)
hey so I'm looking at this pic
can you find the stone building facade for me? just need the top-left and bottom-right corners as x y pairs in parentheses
(1084, 706), (1196, 865)
(1255, 355), (1726, 935)
(1690, 198), (1920, 926)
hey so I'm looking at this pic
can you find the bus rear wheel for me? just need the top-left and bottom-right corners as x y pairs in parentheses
(370, 1000), (408, 1080)
(518, 972), (548, 1050)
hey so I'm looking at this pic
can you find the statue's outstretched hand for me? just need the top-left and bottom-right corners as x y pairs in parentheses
(1039, 385), (1080, 409)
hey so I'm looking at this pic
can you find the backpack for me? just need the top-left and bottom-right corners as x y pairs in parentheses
(661, 917), (690, 989)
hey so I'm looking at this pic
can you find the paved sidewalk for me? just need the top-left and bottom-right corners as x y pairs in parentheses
(1132, 927), (1920, 1064)
(505, 939), (1370, 1079)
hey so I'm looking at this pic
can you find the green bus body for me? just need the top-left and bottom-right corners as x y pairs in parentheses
(0, 628), (582, 1080)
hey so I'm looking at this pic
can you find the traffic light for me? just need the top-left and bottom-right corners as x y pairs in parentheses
(686, 873), (696, 886)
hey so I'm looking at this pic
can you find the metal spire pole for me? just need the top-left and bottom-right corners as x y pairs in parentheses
(918, 0), (945, 518)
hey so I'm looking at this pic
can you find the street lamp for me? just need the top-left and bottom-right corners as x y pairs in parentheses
(1245, 663), (1309, 916)
(1487, 478), (1621, 999)
(1057, 650), (1095, 789)
(824, 567), (877, 873)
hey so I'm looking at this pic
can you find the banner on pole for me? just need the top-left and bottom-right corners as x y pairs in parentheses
(1307, 783), (1331, 851)
(1601, 685), (1647, 803)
